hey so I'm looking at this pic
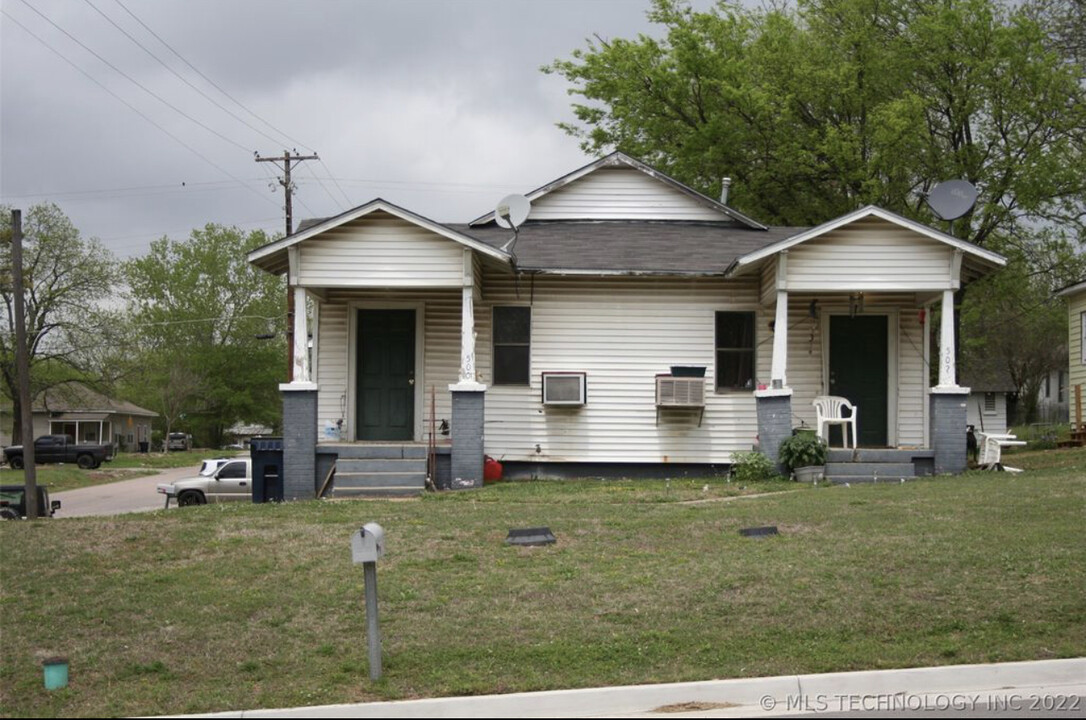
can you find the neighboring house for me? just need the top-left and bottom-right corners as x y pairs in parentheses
(1036, 368), (1069, 424)
(1, 383), (157, 451)
(959, 366), (1015, 434)
(225, 422), (274, 448)
(1056, 279), (1086, 431)
(248, 153), (1006, 497)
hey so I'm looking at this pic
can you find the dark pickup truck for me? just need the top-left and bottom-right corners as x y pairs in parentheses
(0, 485), (61, 519)
(4, 435), (113, 470)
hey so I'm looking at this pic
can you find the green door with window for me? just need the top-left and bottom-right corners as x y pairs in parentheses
(828, 315), (888, 447)
(357, 309), (415, 441)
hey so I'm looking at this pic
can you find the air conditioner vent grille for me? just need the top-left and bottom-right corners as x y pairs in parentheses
(656, 376), (705, 407)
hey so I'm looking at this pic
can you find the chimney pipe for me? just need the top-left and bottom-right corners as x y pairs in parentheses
(720, 177), (732, 205)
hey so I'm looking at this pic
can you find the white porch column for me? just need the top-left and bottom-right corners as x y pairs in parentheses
(291, 285), (310, 383)
(459, 285), (476, 383)
(937, 288), (957, 388)
(449, 249), (486, 488)
(456, 248), (479, 386)
(771, 290), (788, 388)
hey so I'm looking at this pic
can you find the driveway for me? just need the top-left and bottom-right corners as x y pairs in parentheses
(53, 465), (199, 518)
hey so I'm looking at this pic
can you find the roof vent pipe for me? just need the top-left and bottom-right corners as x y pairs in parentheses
(720, 177), (732, 205)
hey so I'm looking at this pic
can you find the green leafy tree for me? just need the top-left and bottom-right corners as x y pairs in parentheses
(546, 0), (1085, 401)
(0, 204), (119, 443)
(123, 225), (285, 448)
(546, 0), (1084, 243)
(961, 237), (1086, 423)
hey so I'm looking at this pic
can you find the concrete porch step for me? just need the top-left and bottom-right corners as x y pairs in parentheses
(328, 444), (429, 497)
(825, 462), (916, 478)
(333, 470), (427, 497)
(336, 458), (427, 474)
(826, 448), (935, 463)
(322, 443), (429, 460)
(332, 484), (425, 498)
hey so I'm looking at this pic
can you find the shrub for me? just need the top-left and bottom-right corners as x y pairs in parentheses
(730, 451), (779, 483)
(778, 432), (828, 472)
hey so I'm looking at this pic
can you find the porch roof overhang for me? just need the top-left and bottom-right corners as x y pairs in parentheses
(1056, 279), (1086, 298)
(247, 198), (512, 276)
(723, 205), (1007, 289)
(50, 412), (110, 422)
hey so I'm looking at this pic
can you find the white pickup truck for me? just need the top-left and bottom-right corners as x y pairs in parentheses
(158, 458), (251, 507)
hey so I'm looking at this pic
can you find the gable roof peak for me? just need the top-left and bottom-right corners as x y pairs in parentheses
(248, 196), (510, 274)
(468, 152), (766, 230)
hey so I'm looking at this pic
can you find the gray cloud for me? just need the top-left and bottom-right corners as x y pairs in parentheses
(1, 0), (713, 256)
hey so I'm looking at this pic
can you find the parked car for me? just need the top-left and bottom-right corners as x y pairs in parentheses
(0, 485), (61, 519)
(158, 458), (251, 506)
(167, 432), (192, 452)
(4, 435), (113, 470)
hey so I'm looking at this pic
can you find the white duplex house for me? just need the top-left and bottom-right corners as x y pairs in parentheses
(248, 153), (1005, 497)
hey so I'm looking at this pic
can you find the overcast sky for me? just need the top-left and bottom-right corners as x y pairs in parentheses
(0, 0), (725, 258)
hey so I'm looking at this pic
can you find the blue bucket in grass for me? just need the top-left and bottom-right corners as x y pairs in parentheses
(43, 657), (68, 690)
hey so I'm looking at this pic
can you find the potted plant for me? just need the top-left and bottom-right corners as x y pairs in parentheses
(778, 432), (827, 482)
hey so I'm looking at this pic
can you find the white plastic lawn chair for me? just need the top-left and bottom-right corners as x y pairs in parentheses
(977, 432), (1027, 472)
(813, 395), (858, 449)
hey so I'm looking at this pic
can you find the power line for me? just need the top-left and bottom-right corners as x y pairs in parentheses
(94, 0), (345, 212)
(319, 159), (355, 208)
(17, 0), (255, 154)
(111, 0), (312, 152)
(81, 0), (291, 150)
(103, 0), (345, 215)
(1, 9), (280, 212)
(301, 164), (348, 213)
(1, 179), (273, 202)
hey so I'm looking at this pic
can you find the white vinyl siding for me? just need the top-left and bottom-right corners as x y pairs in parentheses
(967, 391), (1009, 433)
(314, 289), (462, 441)
(1071, 292), (1086, 393)
(528, 167), (729, 221)
(779, 294), (926, 447)
(313, 280), (932, 456)
(297, 212), (463, 288)
(785, 218), (955, 292)
(477, 273), (766, 463)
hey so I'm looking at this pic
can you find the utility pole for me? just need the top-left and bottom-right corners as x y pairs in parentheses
(10, 210), (38, 519)
(256, 149), (319, 381)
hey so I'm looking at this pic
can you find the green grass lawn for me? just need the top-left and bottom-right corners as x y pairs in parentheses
(1, 448), (1083, 717)
(0, 450), (242, 493)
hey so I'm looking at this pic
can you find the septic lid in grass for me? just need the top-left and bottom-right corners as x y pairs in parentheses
(739, 526), (779, 538)
(506, 527), (556, 546)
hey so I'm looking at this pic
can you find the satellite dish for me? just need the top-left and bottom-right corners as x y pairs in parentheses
(926, 180), (978, 221)
(495, 194), (530, 230)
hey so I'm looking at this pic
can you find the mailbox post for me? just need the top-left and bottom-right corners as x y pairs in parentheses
(350, 523), (385, 681)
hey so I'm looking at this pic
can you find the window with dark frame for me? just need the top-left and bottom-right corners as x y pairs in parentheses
(715, 311), (756, 391)
(493, 306), (530, 385)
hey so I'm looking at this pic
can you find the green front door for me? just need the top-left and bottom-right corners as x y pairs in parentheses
(828, 315), (888, 447)
(357, 309), (415, 441)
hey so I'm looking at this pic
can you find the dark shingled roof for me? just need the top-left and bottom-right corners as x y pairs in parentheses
(450, 221), (806, 274)
(35, 382), (158, 417)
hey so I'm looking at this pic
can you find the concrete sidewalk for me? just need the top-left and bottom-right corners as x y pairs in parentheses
(188, 657), (1085, 718)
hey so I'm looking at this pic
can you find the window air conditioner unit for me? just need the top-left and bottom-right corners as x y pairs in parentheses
(656, 375), (705, 407)
(542, 372), (587, 406)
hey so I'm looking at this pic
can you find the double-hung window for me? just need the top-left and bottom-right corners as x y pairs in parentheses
(493, 306), (530, 385)
(716, 311), (755, 391)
